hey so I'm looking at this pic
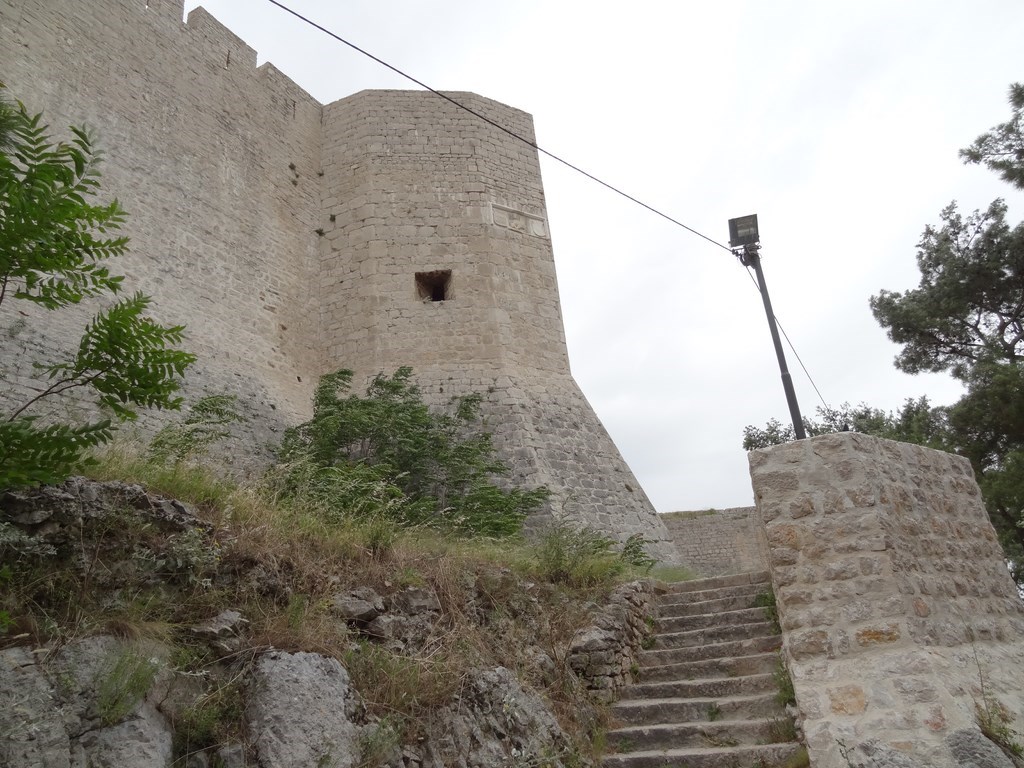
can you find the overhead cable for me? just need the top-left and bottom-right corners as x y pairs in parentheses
(265, 0), (732, 252)
(266, 0), (831, 410)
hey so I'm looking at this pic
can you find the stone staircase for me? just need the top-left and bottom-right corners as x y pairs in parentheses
(602, 572), (805, 768)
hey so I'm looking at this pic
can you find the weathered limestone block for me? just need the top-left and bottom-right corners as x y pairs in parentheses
(0, 647), (71, 768)
(749, 433), (1024, 768)
(421, 666), (571, 767)
(246, 651), (362, 768)
(2, 635), (178, 768)
(76, 701), (174, 768)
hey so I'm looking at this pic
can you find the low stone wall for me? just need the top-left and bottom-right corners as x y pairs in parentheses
(662, 507), (768, 576)
(749, 433), (1024, 768)
(567, 581), (658, 702)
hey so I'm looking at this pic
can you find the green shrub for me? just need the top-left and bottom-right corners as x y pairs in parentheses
(977, 696), (1024, 758)
(146, 394), (243, 466)
(620, 534), (656, 573)
(530, 523), (656, 588)
(276, 368), (548, 537)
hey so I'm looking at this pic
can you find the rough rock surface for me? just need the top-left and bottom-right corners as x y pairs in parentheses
(388, 587), (442, 615)
(332, 587), (386, 622)
(246, 650), (362, 768)
(1, 478), (600, 767)
(76, 700), (174, 768)
(2, 476), (209, 541)
(0, 647), (71, 768)
(191, 610), (250, 654)
(849, 739), (931, 768)
(946, 729), (1017, 768)
(0, 636), (175, 768)
(421, 666), (573, 768)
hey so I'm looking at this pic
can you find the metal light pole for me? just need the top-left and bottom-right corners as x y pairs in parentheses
(728, 215), (806, 440)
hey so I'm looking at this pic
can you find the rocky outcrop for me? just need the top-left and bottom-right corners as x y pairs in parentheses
(421, 666), (573, 767)
(1, 478), (609, 767)
(0, 636), (173, 768)
(0, 635), (582, 768)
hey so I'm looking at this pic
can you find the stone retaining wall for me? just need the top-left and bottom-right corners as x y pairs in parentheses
(749, 433), (1024, 768)
(662, 506), (768, 576)
(567, 581), (658, 702)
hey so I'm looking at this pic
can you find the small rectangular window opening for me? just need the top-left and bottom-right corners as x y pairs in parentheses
(415, 270), (451, 302)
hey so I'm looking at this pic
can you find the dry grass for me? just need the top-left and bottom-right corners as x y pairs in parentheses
(3, 443), (672, 763)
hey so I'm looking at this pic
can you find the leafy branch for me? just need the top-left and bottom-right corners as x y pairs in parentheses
(0, 88), (195, 490)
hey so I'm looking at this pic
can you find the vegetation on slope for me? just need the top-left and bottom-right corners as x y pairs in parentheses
(1, 433), (657, 765)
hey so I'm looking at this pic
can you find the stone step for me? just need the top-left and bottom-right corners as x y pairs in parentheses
(602, 742), (804, 768)
(601, 571), (801, 768)
(652, 621), (775, 649)
(606, 717), (790, 752)
(655, 606), (767, 632)
(658, 582), (769, 610)
(620, 672), (777, 701)
(656, 593), (769, 618)
(638, 651), (780, 683)
(611, 692), (785, 726)
(660, 571), (771, 594)
(638, 635), (781, 667)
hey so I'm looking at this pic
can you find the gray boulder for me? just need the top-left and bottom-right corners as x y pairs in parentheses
(331, 587), (385, 622)
(422, 666), (572, 768)
(388, 587), (441, 615)
(0, 647), (71, 768)
(246, 650), (361, 768)
(75, 700), (173, 768)
(946, 728), (1017, 768)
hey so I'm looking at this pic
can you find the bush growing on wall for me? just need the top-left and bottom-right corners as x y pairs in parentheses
(276, 367), (548, 536)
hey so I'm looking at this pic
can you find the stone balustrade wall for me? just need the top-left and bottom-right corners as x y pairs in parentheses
(749, 433), (1024, 768)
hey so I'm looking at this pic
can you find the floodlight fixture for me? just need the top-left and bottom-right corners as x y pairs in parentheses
(728, 214), (806, 441)
(728, 214), (760, 248)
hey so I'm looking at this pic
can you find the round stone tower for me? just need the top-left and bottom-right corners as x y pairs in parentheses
(319, 90), (678, 560)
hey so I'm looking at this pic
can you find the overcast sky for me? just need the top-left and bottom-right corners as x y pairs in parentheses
(184, 0), (1023, 512)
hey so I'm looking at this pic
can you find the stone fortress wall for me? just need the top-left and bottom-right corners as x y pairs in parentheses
(0, 0), (678, 560)
(662, 506), (769, 577)
(0, 0), (323, 451)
